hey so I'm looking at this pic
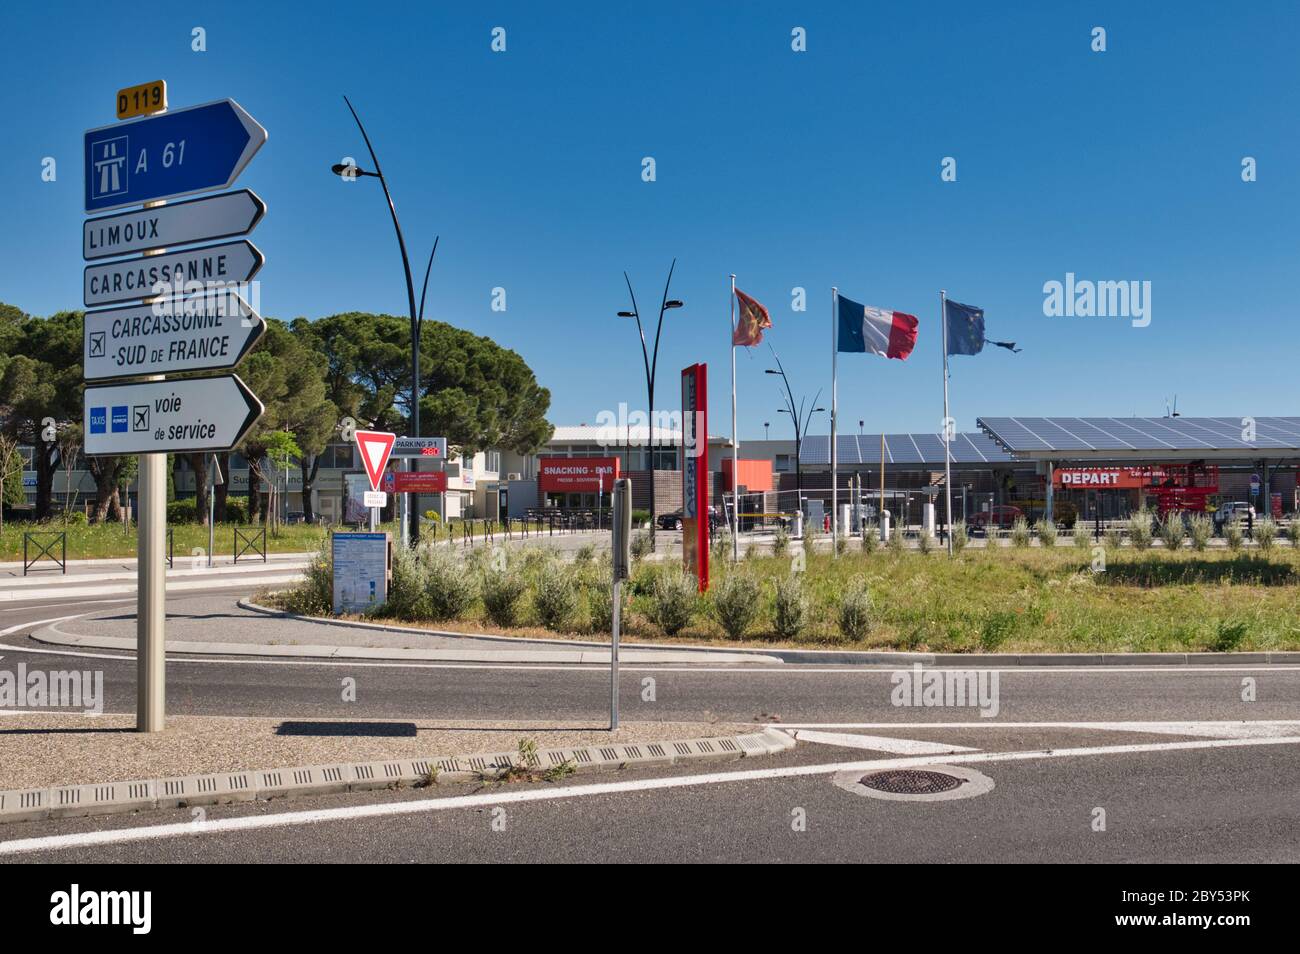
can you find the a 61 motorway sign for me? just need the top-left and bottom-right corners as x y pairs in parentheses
(84, 99), (266, 213)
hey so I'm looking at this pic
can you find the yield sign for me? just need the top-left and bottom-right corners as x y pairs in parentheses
(355, 430), (396, 492)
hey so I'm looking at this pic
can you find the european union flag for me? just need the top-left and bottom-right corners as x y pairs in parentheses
(944, 299), (1020, 356)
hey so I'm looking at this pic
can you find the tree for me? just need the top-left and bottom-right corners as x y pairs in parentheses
(0, 311), (83, 518)
(0, 434), (24, 531)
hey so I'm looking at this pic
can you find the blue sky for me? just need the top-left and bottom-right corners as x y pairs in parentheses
(2, 1), (1296, 439)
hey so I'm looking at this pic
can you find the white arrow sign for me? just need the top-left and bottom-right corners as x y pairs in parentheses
(83, 239), (264, 308)
(84, 374), (264, 456)
(83, 189), (266, 261)
(83, 289), (265, 381)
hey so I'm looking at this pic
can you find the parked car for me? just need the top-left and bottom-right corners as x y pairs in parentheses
(657, 509), (721, 531)
(969, 505), (1024, 532)
(1213, 501), (1255, 527)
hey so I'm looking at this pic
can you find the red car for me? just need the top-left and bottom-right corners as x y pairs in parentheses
(969, 505), (1023, 531)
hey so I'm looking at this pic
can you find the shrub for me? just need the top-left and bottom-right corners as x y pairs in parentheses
(835, 534), (848, 556)
(772, 575), (808, 639)
(1104, 527), (1124, 552)
(384, 545), (431, 618)
(1158, 513), (1185, 551)
(837, 579), (872, 640)
(1255, 518), (1277, 552)
(586, 582), (617, 635)
(482, 564), (528, 628)
(574, 543), (595, 565)
(711, 573), (761, 639)
(533, 564), (580, 631)
(1288, 518), (1300, 549)
(1129, 510), (1155, 550)
(167, 499), (198, 523)
(950, 521), (968, 552)
(1224, 521), (1244, 552)
(861, 523), (879, 553)
(1010, 518), (1031, 548)
(917, 532), (933, 554)
(630, 531), (651, 561)
(650, 571), (698, 636)
(1073, 526), (1093, 549)
(980, 611), (1017, 651)
(887, 526), (906, 554)
(221, 498), (249, 524)
(802, 526), (817, 557)
(1212, 619), (1248, 652)
(423, 548), (479, 621)
(1188, 514), (1213, 551)
(711, 533), (731, 564)
(1035, 519), (1057, 548)
(772, 524), (789, 557)
(280, 541), (332, 615)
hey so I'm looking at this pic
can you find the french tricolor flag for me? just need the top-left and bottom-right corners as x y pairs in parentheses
(836, 294), (918, 360)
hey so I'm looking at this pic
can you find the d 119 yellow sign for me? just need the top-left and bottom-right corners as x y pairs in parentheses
(116, 80), (167, 120)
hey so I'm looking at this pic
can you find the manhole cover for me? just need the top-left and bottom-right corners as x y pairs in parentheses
(859, 769), (964, 795)
(833, 764), (994, 802)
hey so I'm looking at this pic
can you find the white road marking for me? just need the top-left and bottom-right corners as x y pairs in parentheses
(773, 721), (1300, 738)
(791, 729), (979, 754)
(0, 574), (303, 602)
(3, 734), (1300, 857)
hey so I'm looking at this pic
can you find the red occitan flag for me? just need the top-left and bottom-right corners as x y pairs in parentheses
(732, 288), (772, 347)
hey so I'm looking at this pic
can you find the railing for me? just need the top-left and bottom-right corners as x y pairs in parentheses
(234, 526), (267, 563)
(22, 531), (66, 576)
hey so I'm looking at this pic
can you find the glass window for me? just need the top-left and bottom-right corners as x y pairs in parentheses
(775, 455), (792, 472)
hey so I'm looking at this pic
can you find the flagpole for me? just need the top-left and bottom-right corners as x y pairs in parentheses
(941, 288), (953, 557)
(831, 286), (839, 557)
(729, 273), (739, 563)
(880, 431), (886, 542)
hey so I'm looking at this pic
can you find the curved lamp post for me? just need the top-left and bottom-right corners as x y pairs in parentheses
(766, 346), (823, 500)
(618, 259), (683, 553)
(331, 96), (437, 546)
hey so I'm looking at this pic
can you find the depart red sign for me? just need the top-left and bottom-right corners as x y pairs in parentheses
(538, 457), (619, 492)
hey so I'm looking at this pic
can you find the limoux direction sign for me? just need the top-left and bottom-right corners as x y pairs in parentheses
(83, 375), (264, 456)
(84, 189), (265, 260)
(83, 288), (265, 382)
(84, 99), (267, 213)
(84, 239), (264, 308)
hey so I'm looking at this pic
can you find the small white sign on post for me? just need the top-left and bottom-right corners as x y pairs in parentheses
(363, 490), (388, 508)
(332, 532), (390, 614)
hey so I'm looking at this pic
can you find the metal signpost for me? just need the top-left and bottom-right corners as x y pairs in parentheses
(82, 85), (267, 733)
(610, 478), (632, 731)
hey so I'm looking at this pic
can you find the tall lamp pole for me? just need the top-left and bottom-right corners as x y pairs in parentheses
(765, 347), (823, 500)
(618, 260), (683, 553)
(331, 95), (436, 547)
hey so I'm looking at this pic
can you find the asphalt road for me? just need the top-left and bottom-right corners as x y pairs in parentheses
(2, 585), (1299, 864)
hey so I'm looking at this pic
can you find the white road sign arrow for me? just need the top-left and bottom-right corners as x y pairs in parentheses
(84, 374), (264, 456)
(83, 189), (266, 261)
(83, 288), (265, 381)
(83, 239), (264, 308)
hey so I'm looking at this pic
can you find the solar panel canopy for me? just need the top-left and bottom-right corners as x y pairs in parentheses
(978, 417), (1300, 461)
(800, 433), (1016, 467)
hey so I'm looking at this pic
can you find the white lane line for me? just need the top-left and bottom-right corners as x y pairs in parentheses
(0, 574), (303, 602)
(775, 720), (1300, 738)
(4, 734), (1300, 857)
(791, 729), (979, 754)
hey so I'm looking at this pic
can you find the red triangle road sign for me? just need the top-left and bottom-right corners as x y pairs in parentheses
(355, 430), (396, 491)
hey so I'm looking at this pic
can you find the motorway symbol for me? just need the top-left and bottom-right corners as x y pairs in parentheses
(84, 239), (263, 308)
(390, 436), (448, 458)
(83, 288), (265, 381)
(355, 430), (397, 492)
(83, 374), (264, 456)
(84, 99), (267, 213)
(84, 189), (266, 261)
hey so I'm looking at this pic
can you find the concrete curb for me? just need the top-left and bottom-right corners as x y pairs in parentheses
(31, 619), (785, 665)
(235, 599), (1300, 667)
(0, 727), (795, 825)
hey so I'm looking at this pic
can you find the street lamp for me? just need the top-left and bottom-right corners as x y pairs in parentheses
(618, 260), (682, 553)
(765, 349), (823, 500)
(331, 96), (438, 547)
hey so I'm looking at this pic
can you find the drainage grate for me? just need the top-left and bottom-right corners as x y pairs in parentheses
(859, 769), (964, 795)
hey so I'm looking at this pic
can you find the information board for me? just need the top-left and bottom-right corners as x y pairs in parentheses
(332, 532), (390, 615)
